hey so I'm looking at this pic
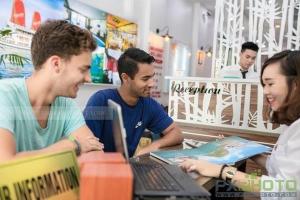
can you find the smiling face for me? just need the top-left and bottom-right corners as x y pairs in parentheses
(58, 51), (92, 98)
(262, 62), (289, 111)
(239, 49), (257, 71)
(126, 63), (155, 98)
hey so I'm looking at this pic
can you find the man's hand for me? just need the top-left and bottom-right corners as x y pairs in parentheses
(135, 123), (183, 156)
(70, 125), (104, 154)
(135, 142), (160, 156)
(75, 135), (104, 153)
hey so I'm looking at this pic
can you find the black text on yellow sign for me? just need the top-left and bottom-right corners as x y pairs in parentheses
(0, 150), (80, 200)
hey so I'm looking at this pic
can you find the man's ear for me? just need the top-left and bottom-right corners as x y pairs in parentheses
(121, 73), (130, 84)
(48, 55), (62, 73)
(292, 80), (298, 92)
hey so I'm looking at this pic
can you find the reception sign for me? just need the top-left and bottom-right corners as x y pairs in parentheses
(167, 77), (280, 134)
(0, 150), (79, 200)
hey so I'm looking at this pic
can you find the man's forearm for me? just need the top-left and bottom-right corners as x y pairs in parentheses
(136, 124), (184, 156)
(136, 132), (183, 156)
(14, 139), (75, 159)
(152, 129), (183, 149)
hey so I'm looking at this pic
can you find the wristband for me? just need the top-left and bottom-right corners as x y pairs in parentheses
(219, 164), (227, 179)
(68, 135), (81, 156)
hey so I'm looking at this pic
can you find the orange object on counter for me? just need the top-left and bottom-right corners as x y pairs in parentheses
(79, 152), (133, 200)
(78, 151), (126, 170)
(80, 162), (133, 200)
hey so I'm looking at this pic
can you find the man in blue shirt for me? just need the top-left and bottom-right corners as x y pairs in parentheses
(84, 48), (183, 157)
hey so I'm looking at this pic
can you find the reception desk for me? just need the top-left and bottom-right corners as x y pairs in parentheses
(166, 76), (280, 135)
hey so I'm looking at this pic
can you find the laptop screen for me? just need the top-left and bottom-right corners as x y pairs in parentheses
(108, 99), (130, 161)
(108, 102), (211, 198)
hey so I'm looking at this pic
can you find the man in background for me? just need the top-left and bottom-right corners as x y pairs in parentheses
(219, 41), (259, 79)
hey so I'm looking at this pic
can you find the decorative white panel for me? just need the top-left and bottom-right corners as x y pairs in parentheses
(212, 0), (300, 78)
(167, 77), (280, 134)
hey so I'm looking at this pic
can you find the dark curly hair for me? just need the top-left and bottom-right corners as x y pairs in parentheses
(260, 50), (300, 125)
(31, 20), (97, 70)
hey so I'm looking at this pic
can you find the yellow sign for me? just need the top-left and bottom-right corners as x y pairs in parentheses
(0, 150), (79, 200)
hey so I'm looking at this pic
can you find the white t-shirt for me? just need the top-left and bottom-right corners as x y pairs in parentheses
(260, 118), (300, 199)
(219, 65), (259, 79)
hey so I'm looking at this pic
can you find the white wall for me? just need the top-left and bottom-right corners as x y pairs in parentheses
(75, 0), (150, 108)
(74, 0), (216, 108)
(149, 0), (215, 77)
(149, 0), (168, 34)
(165, 0), (193, 47)
(196, 7), (214, 77)
(78, 0), (135, 22)
(134, 0), (151, 51)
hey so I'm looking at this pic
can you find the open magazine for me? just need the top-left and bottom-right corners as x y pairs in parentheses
(150, 136), (272, 165)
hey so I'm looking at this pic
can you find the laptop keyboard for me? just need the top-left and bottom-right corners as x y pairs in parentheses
(131, 162), (182, 191)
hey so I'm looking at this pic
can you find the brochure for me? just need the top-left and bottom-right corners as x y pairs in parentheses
(150, 136), (272, 165)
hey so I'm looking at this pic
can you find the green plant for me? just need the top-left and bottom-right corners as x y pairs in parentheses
(0, 28), (31, 68)
(0, 53), (30, 68)
(0, 29), (12, 37)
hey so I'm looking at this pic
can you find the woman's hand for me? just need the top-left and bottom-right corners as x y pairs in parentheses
(179, 159), (223, 178)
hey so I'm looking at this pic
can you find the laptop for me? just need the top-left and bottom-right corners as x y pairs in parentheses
(108, 99), (211, 199)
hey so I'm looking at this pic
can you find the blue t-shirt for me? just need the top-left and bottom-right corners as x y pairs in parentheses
(83, 89), (173, 157)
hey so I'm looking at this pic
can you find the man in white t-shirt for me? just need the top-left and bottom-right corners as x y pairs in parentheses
(220, 42), (259, 79)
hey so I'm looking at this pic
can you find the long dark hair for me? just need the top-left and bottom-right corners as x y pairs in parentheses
(260, 50), (300, 125)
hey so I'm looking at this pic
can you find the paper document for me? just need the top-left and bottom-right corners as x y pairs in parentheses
(150, 136), (272, 165)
